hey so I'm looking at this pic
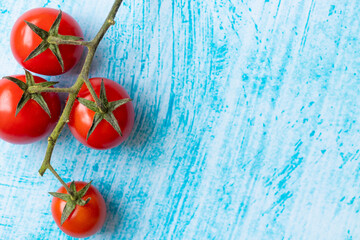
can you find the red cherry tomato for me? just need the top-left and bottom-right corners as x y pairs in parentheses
(51, 181), (106, 238)
(10, 8), (83, 76)
(68, 78), (134, 149)
(0, 75), (61, 144)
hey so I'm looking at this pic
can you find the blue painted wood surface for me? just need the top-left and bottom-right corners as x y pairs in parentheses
(0, 0), (359, 239)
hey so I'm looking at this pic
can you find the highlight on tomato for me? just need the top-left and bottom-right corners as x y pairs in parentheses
(68, 77), (135, 150)
(11, 8), (84, 76)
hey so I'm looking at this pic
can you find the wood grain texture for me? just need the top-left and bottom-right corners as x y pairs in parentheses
(0, 0), (359, 239)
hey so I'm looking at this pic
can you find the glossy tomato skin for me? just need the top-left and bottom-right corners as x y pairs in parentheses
(11, 8), (83, 76)
(51, 182), (106, 238)
(68, 78), (134, 150)
(0, 75), (61, 144)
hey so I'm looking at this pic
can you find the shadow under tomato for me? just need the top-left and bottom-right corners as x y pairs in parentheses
(109, 92), (157, 152)
(100, 187), (127, 235)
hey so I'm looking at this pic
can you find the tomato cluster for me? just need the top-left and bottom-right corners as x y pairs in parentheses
(1, 7), (135, 238)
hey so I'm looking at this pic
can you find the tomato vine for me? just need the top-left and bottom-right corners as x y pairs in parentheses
(1, 0), (131, 236)
(38, 0), (126, 177)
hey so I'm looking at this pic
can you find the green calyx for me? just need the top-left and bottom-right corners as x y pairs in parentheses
(77, 79), (132, 140)
(24, 10), (83, 72)
(49, 181), (92, 225)
(3, 70), (58, 117)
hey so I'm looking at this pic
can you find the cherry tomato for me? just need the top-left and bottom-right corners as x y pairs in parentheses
(51, 181), (106, 238)
(0, 75), (61, 144)
(68, 78), (134, 149)
(11, 8), (83, 76)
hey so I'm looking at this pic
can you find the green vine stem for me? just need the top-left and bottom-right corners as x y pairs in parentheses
(48, 164), (73, 196)
(38, 0), (124, 176)
(28, 86), (76, 93)
(47, 35), (92, 47)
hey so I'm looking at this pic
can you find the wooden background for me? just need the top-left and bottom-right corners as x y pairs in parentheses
(0, 0), (359, 239)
